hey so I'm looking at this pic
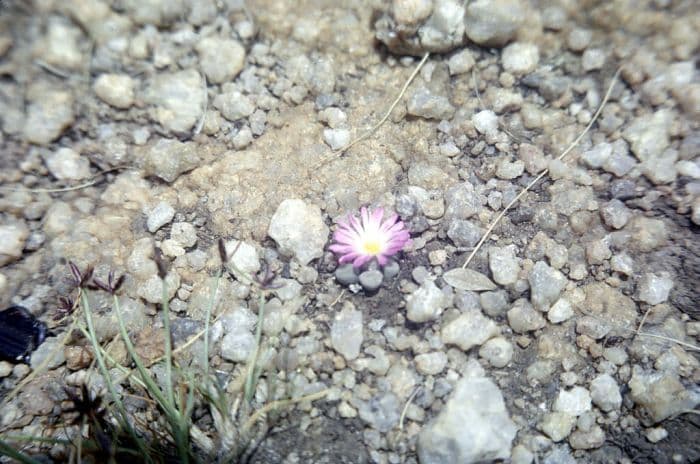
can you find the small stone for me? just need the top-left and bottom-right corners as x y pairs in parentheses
(441, 311), (499, 351)
(511, 445), (535, 464)
(603, 151), (637, 177)
(93, 74), (136, 109)
(567, 28), (592, 52)
(359, 270), (384, 292)
(232, 126), (253, 149)
(268, 199), (329, 265)
(472, 110), (499, 137)
(677, 160), (700, 179)
(196, 37), (246, 84)
(335, 263), (359, 285)
(590, 373), (622, 412)
(600, 199), (631, 229)
(529, 261), (567, 311)
(480, 290), (509, 317)
(447, 219), (481, 247)
(568, 426), (605, 450)
(428, 249), (447, 266)
(496, 158), (525, 179)
(415, 352), (448, 375)
(444, 182), (482, 220)
(645, 427), (668, 443)
(548, 298), (574, 323)
(465, 0), (525, 47)
(225, 240), (260, 276)
(392, 0), (433, 24)
(406, 280), (446, 323)
(23, 83), (75, 145)
(629, 366), (700, 425)
(170, 222), (197, 248)
(318, 107), (348, 129)
(581, 48), (606, 71)
(323, 128), (351, 150)
(64, 346), (93, 371)
(502, 42), (539, 75)
(145, 69), (205, 134)
(641, 148), (678, 185)
(478, 337), (513, 367)
(45, 147), (91, 181)
(214, 91), (255, 121)
(628, 217), (668, 252)
(448, 49), (476, 75)
(539, 412), (576, 442)
(407, 88), (455, 120)
(553, 386), (592, 417)
(0, 220), (29, 266)
(603, 346), (628, 366)
(331, 304), (363, 361)
(30, 337), (65, 370)
(357, 392), (400, 432)
(623, 110), (672, 162)
(383, 259), (401, 279)
(489, 245), (520, 286)
(138, 271), (180, 304)
(586, 239), (612, 265)
(507, 299), (546, 333)
(146, 201), (175, 233)
(486, 87), (523, 113)
(582, 142), (612, 169)
(409, 186), (444, 219)
(141, 138), (201, 183)
(221, 329), (255, 363)
(0, 361), (12, 378)
(519, 143), (548, 174)
(417, 361), (517, 462)
(638, 273), (674, 305)
(338, 401), (357, 418)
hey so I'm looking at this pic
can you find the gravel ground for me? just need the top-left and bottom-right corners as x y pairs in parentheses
(1, 0), (699, 463)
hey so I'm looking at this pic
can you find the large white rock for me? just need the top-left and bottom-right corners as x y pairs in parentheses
(418, 360), (517, 463)
(268, 199), (328, 265)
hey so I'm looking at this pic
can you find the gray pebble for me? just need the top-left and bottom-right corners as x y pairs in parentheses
(480, 290), (509, 317)
(382, 259), (401, 280)
(407, 88), (455, 120)
(146, 201), (175, 233)
(335, 263), (359, 285)
(447, 219), (481, 247)
(359, 270), (384, 292)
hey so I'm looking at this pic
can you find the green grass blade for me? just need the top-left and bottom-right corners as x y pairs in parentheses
(0, 439), (43, 464)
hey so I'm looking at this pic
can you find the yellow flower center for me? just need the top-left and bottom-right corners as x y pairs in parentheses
(362, 239), (382, 255)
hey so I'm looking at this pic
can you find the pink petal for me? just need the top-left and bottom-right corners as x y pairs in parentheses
(360, 207), (370, 228)
(370, 207), (385, 228)
(334, 229), (360, 244)
(353, 255), (372, 268)
(348, 215), (363, 234)
(329, 244), (357, 254)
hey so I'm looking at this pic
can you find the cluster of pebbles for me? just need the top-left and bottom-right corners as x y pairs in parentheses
(0, 0), (699, 463)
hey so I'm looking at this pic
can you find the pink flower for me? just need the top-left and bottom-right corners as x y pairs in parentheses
(329, 207), (411, 268)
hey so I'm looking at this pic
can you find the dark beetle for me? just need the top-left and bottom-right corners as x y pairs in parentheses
(0, 305), (47, 364)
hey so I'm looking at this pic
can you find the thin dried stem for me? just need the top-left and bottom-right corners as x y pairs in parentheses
(333, 52), (430, 155)
(0, 166), (132, 194)
(462, 66), (623, 269)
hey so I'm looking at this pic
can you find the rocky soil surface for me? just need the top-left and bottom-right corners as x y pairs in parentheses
(1, 0), (699, 463)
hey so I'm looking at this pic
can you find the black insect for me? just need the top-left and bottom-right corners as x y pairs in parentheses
(0, 305), (48, 363)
